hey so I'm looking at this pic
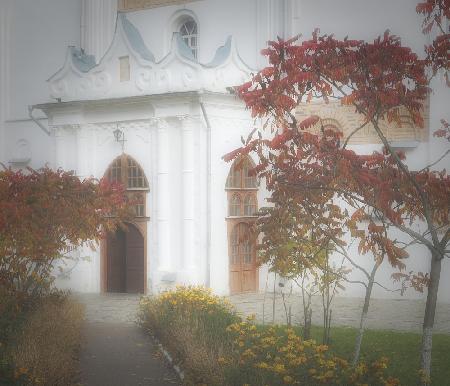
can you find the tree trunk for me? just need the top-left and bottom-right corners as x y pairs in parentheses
(301, 277), (312, 339)
(420, 253), (442, 384)
(352, 263), (378, 366)
(272, 273), (277, 324)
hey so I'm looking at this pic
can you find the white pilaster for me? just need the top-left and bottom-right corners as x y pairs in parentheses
(156, 118), (172, 272)
(81, 0), (117, 61)
(54, 127), (66, 170)
(0, 0), (11, 164)
(76, 125), (90, 178)
(180, 116), (196, 279)
(284, 0), (300, 40)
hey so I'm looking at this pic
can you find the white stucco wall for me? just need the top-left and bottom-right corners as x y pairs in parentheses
(1, 0), (81, 169)
(0, 0), (448, 302)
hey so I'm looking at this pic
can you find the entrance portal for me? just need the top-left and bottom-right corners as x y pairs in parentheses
(106, 223), (144, 293)
(229, 222), (257, 294)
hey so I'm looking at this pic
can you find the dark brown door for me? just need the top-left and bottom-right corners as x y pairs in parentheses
(107, 228), (126, 293)
(125, 224), (144, 293)
(106, 224), (144, 293)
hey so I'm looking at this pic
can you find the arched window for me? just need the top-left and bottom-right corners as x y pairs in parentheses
(244, 194), (257, 216)
(229, 194), (241, 216)
(320, 118), (343, 136)
(105, 154), (149, 218)
(179, 18), (198, 59)
(107, 154), (148, 189)
(226, 156), (257, 189)
(226, 156), (259, 294)
(226, 156), (258, 218)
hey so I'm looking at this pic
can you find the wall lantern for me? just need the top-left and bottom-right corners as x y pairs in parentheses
(113, 126), (126, 152)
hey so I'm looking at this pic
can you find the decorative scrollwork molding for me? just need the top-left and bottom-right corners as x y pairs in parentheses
(118, 0), (201, 12)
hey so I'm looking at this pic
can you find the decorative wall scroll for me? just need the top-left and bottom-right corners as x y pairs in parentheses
(48, 14), (252, 101)
(118, 0), (201, 11)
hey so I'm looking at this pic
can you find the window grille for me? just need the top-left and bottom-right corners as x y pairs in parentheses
(230, 226), (239, 265)
(180, 19), (198, 59)
(226, 157), (257, 189)
(106, 155), (148, 218)
(243, 160), (257, 188)
(127, 157), (147, 189)
(229, 223), (253, 265)
(229, 194), (241, 216)
(244, 194), (257, 216)
(108, 158), (122, 184)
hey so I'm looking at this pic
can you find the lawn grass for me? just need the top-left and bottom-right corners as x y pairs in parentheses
(141, 287), (448, 385)
(303, 325), (450, 385)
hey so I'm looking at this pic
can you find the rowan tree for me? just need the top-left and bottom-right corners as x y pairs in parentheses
(0, 166), (131, 298)
(225, 0), (449, 381)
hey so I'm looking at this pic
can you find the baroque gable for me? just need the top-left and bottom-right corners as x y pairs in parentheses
(48, 13), (253, 102)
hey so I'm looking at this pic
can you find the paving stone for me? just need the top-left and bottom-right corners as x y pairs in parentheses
(74, 293), (180, 386)
(228, 293), (450, 334)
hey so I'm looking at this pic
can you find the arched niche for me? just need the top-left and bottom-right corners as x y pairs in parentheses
(225, 155), (259, 294)
(101, 154), (149, 293)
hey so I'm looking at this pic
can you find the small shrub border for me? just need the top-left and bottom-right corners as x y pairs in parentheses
(139, 286), (399, 386)
(0, 291), (84, 386)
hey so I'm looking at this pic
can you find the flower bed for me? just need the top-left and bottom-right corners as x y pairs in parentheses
(139, 286), (399, 386)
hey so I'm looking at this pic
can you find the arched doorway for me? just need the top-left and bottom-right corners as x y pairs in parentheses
(106, 223), (144, 293)
(229, 222), (257, 294)
(226, 156), (259, 294)
(101, 154), (149, 294)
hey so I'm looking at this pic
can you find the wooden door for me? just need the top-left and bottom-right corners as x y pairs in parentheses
(125, 224), (144, 293)
(229, 223), (257, 294)
(106, 224), (144, 293)
(107, 228), (126, 293)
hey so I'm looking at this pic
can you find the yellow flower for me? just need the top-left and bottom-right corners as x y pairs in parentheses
(273, 363), (286, 373)
(255, 361), (269, 369)
(315, 344), (328, 353)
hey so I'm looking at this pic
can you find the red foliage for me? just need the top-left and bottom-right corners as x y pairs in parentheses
(0, 167), (132, 295)
(228, 1), (449, 286)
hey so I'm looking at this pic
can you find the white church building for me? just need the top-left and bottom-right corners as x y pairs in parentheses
(0, 0), (448, 301)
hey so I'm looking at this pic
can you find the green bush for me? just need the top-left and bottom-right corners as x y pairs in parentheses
(139, 286), (239, 384)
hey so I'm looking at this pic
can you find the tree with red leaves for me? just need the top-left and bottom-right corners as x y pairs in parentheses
(0, 167), (131, 298)
(225, 0), (449, 382)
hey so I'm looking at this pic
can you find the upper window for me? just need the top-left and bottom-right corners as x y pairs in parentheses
(243, 194), (257, 216)
(226, 156), (257, 189)
(229, 194), (241, 216)
(105, 154), (149, 217)
(179, 18), (198, 59)
(107, 154), (148, 189)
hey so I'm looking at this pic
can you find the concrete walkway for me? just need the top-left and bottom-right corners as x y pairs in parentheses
(229, 292), (450, 334)
(73, 291), (449, 385)
(75, 293), (180, 386)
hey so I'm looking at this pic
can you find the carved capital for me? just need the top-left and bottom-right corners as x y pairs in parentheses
(150, 117), (169, 130)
